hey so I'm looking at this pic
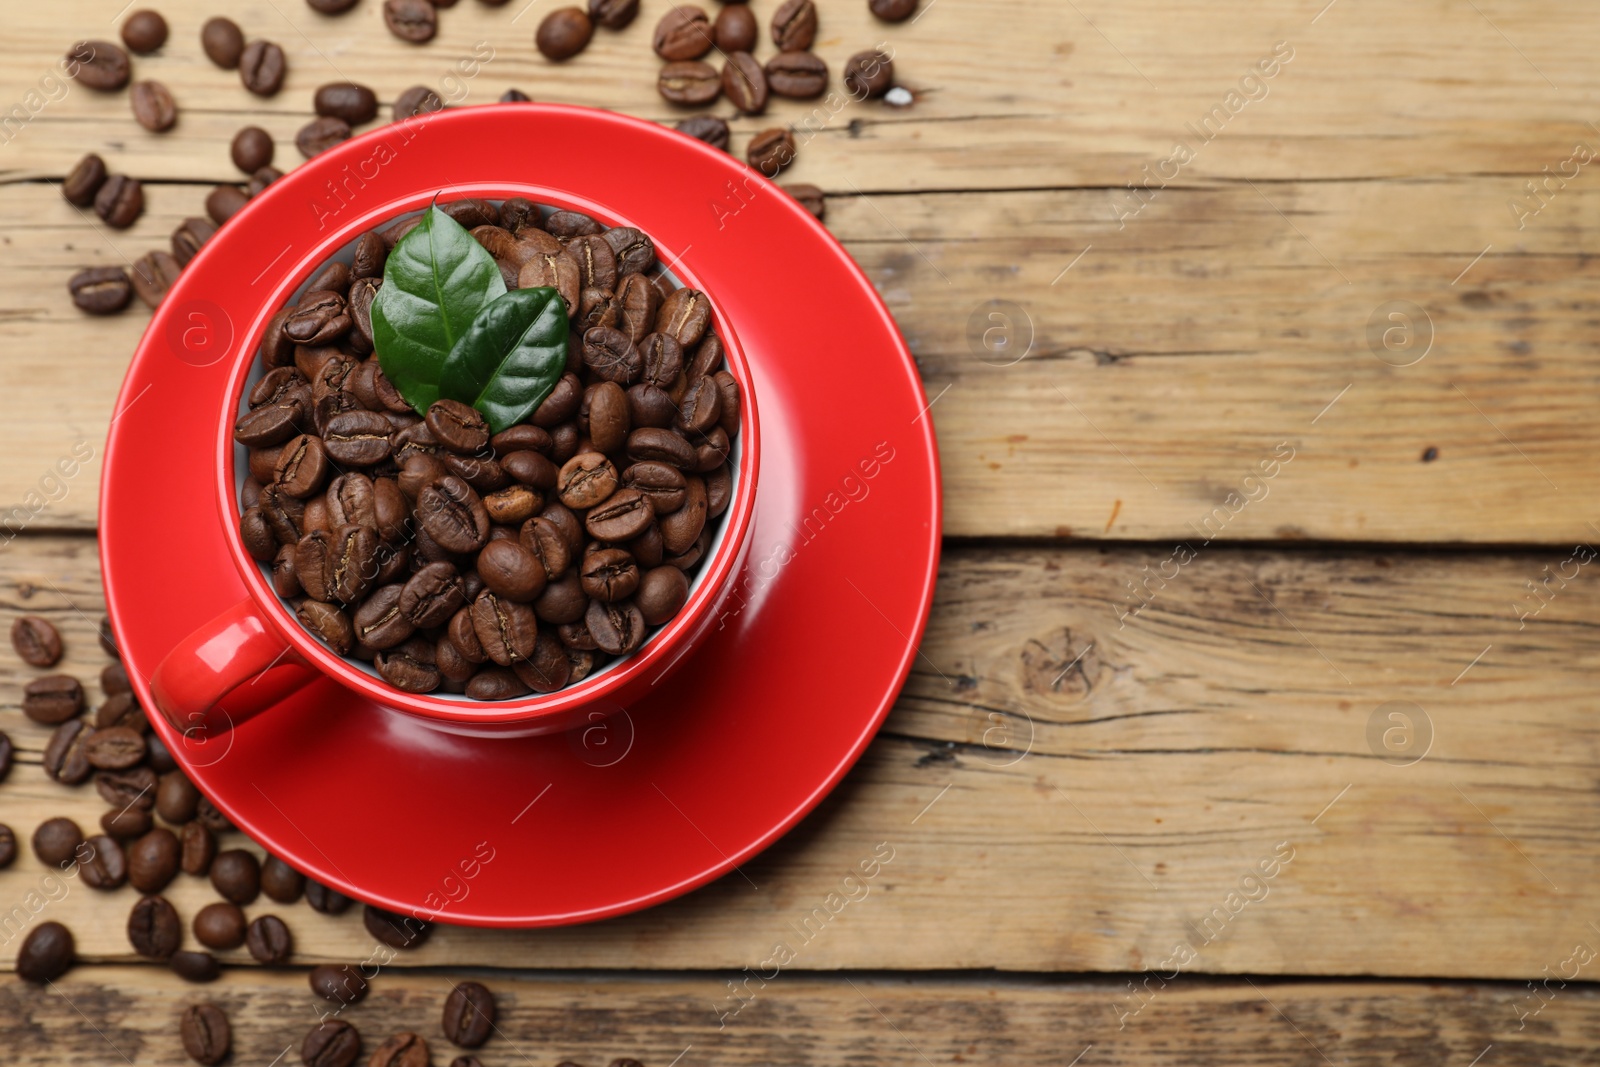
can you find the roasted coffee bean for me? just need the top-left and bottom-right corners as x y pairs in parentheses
(627, 427), (698, 469)
(586, 488), (653, 542)
(101, 661), (133, 698)
(770, 0), (817, 49)
(782, 182), (826, 221)
(723, 52), (768, 113)
(181, 822), (216, 875)
(588, 0), (639, 29)
(194, 901), (247, 950)
(0, 825), (15, 869)
(599, 231), (655, 281)
(427, 399), (491, 454)
(477, 539), (547, 602)
(637, 565), (690, 624)
(369, 1033), (430, 1067)
(95, 692), (145, 733)
(273, 434), (329, 498)
(171, 950), (221, 983)
(462, 666), (525, 699)
(656, 288), (711, 347)
(587, 598), (646, 655)
(181, 1003), (231, 1066)
(351, 231), (386, 279)
(581, 327), (642, 384)
(80, 834), (129, 889)
(660, 475), (708, 552)
(519, 516), (572, 580)
(586, 381), (630, 453)
(129, 828), (180, 892)
(626, 383), (676, 430)
(102, 806), (153, 840)
(768, 50), (829, 98)
(384, 0), (438, 42)
(228, 127), (274, 176)
(97, 766), (159, 810)
(470, 592), (539, 666)
(845, 48), (894, 98)
(484, 484), (543, 525)
(706, 462), (732, 517)
(375, 637), (441, 693)
(869, 0), (919, 20)
(122, 10), (169, 53)
(615, 274), (661, 345)
(17, 922), (74, 983)
(418, 476), (491, 552)
(240, 39), (288, 96)
(303, 1020), (363, 1067)
(272, 544), (302, 597)
(537, 7), (594, 59)
(306, 878), (352, 915)
(248, 164), (283, 196)
(246, 913), (293, 964)
(63, 153), (108, 206)
(354, 584), (415, 649)
(518, 248), (580, 315)
(68, 40), (131, 91)
(198, 798), (233, 832)
(156, 770), (201, 824)
(315, 81), (379, 124)
(12, 615), (63, 666)
(171, 216), (217, 266)
(131, 251), (181, 309)
(677, 375), (723, 434)
(498, 198), (543, 235)
(623, 462), (688, 513)
(148, 733), (178, 775)
(131, 79), (178, 131)
(394, 84), (443, 121)
(658, 60), (721, 106)
(364, 904), (434, 949)
(287, 290), (351, 345)
(201, 17), (245, 68)
(558, 452), (620, 509)
(321, 409), (392, 467)
(654, 5), (713, 59)
(676, 114), (730, 150)
(295, 600), (353, 658)
(714, 3), (757, 51)
(399, 562), (466, 626)
(261, 855), (306, 903)
(85, 726), (146, 770)
(33, 817), (84, 867)
(531, 570), (586, 623)
(42, 720), (92, 783)
(310, 963), (369, 1004)
(205, 184), (249, 224)
(532, 372), (584, 427)
(567, 234), (617, 292)
(297, 115), (351, 158)
(581, 548), (640, 602)
(747, 127), (797, 177)
(307, 261), (352, 297)
(211, 848), (261, 904)
(500, 87), (532, 102)
(442, 981), (496, 1048)
(128, 894), (181, 958)
(95, 174), (144, 228)
(27, 674), (84, 725)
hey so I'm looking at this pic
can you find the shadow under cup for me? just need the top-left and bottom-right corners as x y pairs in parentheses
(232, 197), (747, 709)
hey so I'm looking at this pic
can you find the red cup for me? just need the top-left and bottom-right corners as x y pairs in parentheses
(137, 106), (760, 739)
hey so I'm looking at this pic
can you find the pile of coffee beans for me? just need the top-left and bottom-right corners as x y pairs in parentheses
(235, 200), (738, 698)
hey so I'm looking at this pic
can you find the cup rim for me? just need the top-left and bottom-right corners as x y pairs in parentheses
(211, 108), (761, 726)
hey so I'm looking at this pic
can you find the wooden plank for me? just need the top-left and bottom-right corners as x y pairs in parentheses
(3, 174), (1599, 542)
(2, 535), (1599, 979)
(3, 966), (1592, 1067)
(2, 0), (1597, 189)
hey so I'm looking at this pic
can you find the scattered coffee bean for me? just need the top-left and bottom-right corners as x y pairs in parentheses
(537, 7), (594, 60)
(369, 1033), (429, 1067)
(129, 827), (180, 892)
(714, 3), (756, 51)
(0, 824), (13, 869)
(364, 904), (433, 949)
(102, 660), (130, 697)
(131, 79), (178, 131)
(95, 693), (143, 733)
(193, 901), (247, 950)
(25, 674), (84, 725)
(869, 0), (919, 19)
(308, 0), (361, 12)
(303, 1020), (363, 1067)
(310, 963), (369, 1004)
(33, 817), (84, 867)
(180, 1003), (231, 1066)
(79, 834), (128, 888)
(68, 266), (133, 315)
(201, 17), (245, 68)
(211, 848), (261, 904)
(452, 1059), (485, 1067)
(767, 50), (828, 98)
(63, 153), (108, 206)
(12, 615), (63, 665)
(67, 40), (131, 91)
(260, 854), (306, 902)
(240, 39), (288, 96)
(589, 0), (638, 29)
(172, 216), (217, 266)
(121, 10), (169, 53)
(658, 60), (721, 106)
(654, 5), (713, 59)
(500, 88), (532, 102)
(771, 0), (817, 50)
(170, 950), (221, 983)
(783, 182), (826, 220)
(845, 48), (894, 98)
(747, 127), (797, 176)
(128, 894), (181, 958)
(384, 0), (438, 43)
(156, 770), (202, 824)
(148, 732), (178, 774)
(246, 914), (293, 963)
(101, 806), (153, 839)
(181, 821), (217, 876)
(722, 51), (768, 113)
(297, 115), (352, 158)
(442, 981), (495, 1048)
(95, 174), (144, 228)
(232, 126), (275, 172)
(17, 921), (74, 983)
(675, 114), (729, 151)
(132, 250), (182, 308)
(306, 878), (352, 914)
(206, 184), (249, 225)
(97, 766), (158, 809)
(85, 726), (146, 769)
(0, 732), (10, 785)
(394, 85), (444, 121)
(43, 720), (93, 783)
(315, 82), (378, 124)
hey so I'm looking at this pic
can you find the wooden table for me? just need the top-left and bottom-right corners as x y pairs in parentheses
(4, 0), (1600, 1062)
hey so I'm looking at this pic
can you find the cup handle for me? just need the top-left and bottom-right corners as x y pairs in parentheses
(150, 599), (316, 738)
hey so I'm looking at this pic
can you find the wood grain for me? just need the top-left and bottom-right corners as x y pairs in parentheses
(4, 965), (1590, 1067)
(2, 535), (1597, 980)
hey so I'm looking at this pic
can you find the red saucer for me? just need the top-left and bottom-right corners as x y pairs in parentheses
(100, 105), (941, 926)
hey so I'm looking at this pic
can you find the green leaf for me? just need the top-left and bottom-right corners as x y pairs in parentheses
(438, 287), (569, 433)
(371, 205), (507, 415)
